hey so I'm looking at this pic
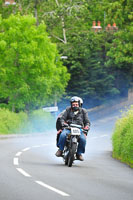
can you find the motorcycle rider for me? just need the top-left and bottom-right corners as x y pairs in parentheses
(56, 97), (83, 132)
(55, 96), (90, 161)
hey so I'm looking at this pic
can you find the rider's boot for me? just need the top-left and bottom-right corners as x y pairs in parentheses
(55, 149), (63, 157)
(76, 154), (84, 161)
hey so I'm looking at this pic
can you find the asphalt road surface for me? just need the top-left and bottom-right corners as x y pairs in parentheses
(0, 113), (133, 200)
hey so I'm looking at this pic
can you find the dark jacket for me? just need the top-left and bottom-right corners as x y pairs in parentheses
(60, 106), (90, 128)
(56, 109), (66, 131)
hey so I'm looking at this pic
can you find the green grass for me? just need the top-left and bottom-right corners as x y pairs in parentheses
(112, 106), (133, 168)
(0, 108), (55, 134)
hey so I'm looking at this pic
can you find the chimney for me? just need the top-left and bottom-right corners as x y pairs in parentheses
(106, 24), (112, 31)
(97, 21), (102, 31)
(97, 21), (101, 26)
(112, 22), (118, 31)
(92, 21), (96, 27)
(91, 20), (102, 32)
(5, 0), (16, 5)
(92, 21), (97, 32)
(113, 23), (116, 27)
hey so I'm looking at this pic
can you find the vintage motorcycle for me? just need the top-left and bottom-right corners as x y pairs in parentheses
(62, 124), (87, 167)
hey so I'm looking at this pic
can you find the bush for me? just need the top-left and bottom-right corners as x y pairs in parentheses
(0, 108), (55, 134)
(0, 108), (27, 134)
(112, 106), (133, 168)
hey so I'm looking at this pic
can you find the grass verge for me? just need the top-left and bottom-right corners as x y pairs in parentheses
(0, 108), (55, 134)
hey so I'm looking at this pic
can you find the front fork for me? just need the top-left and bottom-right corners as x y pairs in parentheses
(69, 136), (78, 159)
(63, 135), (79, 161)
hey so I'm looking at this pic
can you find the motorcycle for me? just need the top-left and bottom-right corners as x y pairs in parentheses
(62, 124), (87, 167)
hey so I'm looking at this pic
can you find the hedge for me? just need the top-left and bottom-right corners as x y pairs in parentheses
(0, 108), (55, 134)
(112, 106), (133, 168)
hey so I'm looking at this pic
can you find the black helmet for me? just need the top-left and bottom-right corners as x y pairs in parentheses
(70, 96), (83, 107)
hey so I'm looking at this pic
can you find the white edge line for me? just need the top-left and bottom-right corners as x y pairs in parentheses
(22, 147), (31, 152)
(15, 152), (22, 156)
(35, 181), (70, 197)
(16, 168), (31, 177)
(13, 157), (19, 165)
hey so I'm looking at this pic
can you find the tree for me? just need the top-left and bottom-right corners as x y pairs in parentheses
(1, 0), (132, 107)
(103, 0), (133, 89)
(0, 14), (70, 111)
(61, 30), (120, 106)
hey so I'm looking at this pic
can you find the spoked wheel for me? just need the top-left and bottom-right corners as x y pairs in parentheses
(68, 143), (77, 167)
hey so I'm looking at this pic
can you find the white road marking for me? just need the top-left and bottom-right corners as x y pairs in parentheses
(16, 168), (31, 177)
(35, 181), (70, 197)
(15, 152), (22, 156)
(22, 147), (31, 152)
(13, 157), (19, 165)
(14, 143), (70, 196)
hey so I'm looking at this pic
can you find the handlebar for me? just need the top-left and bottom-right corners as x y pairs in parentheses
(63, 123), (88, 135)
(62, 123), (82, 129)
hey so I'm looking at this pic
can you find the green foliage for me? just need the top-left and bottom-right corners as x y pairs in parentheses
(103, 0), (133, 27)
(0, 108), (27, 134)
(112, 106), (133, 168)
(0, 14), (70, 111)
(62, 31), (120, 102)
(107, 26), (133, 76)
(36, 0), (132, 103)
(0, 108), (55, 134)
(0, 0), (132, 106)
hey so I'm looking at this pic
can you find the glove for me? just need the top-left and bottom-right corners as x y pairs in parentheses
(57, 129), (62, 135)
(83, 126), (90, 135)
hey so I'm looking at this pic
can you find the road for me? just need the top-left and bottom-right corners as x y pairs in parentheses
(0, 113), (133, 200)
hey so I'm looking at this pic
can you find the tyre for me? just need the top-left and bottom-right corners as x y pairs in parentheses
(64, 150), (69, 165)
(65, 155), (68, 165)
(68, 143), (77, 167)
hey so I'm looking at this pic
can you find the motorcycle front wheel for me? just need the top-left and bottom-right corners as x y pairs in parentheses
(68, 143), (77, 167)
(64, 150), (69, 165)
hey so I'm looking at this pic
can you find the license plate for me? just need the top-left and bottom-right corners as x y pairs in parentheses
(71, 128), (80, 136)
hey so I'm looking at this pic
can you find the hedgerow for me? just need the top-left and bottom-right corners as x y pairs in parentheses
(112, 106), (133, 168)
(0, 108), (55, 134)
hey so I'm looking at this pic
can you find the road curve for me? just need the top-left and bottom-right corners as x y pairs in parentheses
(0, 115), (133, 200)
